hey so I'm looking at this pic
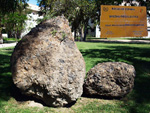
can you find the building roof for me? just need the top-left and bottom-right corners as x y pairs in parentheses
(27, 3), (40, 12)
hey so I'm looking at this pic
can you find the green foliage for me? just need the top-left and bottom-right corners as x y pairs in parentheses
(4, 12), (27, 32)
(0, 0), (28, 15)
(62, 32), (66, 39)
(0, 0), (29, 40)
(38, 0), (124, 41)
(51, 30), (57, 36)
(38, 0), (57, 14)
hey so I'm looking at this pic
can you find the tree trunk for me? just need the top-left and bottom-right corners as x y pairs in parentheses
(15, 33), (17, 42)
(17, 31), (21, 39)
(0, 30), (3, 44)
(0, 20), (3, 44)
(83, 23), (88, 41)
(74, 29), (77, 41)
(79, 27), (84, 41)
(14, 28), (17, 42)
(8, 31), (13, 38)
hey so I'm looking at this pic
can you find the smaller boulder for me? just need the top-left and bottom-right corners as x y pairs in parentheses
(83, 62), (136, 98)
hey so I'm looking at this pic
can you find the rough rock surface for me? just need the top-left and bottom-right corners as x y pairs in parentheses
(26, 101), (44, 108)
(11, 16), (86, 107)
(83, 62), (135, 98)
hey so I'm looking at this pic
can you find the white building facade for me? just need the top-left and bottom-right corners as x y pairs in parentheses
(2, 4), (43, 38)
(21, 4), (43, 38)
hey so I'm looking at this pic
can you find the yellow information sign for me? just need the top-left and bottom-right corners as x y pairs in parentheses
(100, 5), (148, 38)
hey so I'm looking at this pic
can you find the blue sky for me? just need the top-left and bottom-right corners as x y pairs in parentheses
(28, 0), (38, 5)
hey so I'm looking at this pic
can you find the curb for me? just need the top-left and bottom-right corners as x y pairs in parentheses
(0, 42), (17, 48)
(86, 39), (150, 44)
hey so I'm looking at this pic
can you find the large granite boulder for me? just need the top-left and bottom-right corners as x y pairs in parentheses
(11, 16), (86, 107)
(84, 62), (135, 98)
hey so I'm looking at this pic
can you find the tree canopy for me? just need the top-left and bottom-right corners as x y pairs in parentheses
(0, 0), (28, 15)
(0, 0), (28, 41)
(1, 0), (148, 41)
(38, 0), (125, 40)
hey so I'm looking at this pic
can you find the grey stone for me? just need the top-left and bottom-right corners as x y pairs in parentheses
(11, 16), (86, 107)
(26, 101), (44, 108)
(84, 62), (135, 98)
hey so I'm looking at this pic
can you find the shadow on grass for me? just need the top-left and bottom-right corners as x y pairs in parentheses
(3, 41), (17, 44)
(0, 48), (32, 108)
(128, 38), (150, 41)
(0, 49), (13, 105)
(80, 43), (150, 113)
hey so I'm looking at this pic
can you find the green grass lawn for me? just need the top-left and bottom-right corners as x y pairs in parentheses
(0, 42), (150, 113)
(3, 38), (20, 43)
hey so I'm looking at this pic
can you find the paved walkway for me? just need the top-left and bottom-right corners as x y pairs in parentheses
(0, 42), (17, 48)
(87, 39), (150, 44)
